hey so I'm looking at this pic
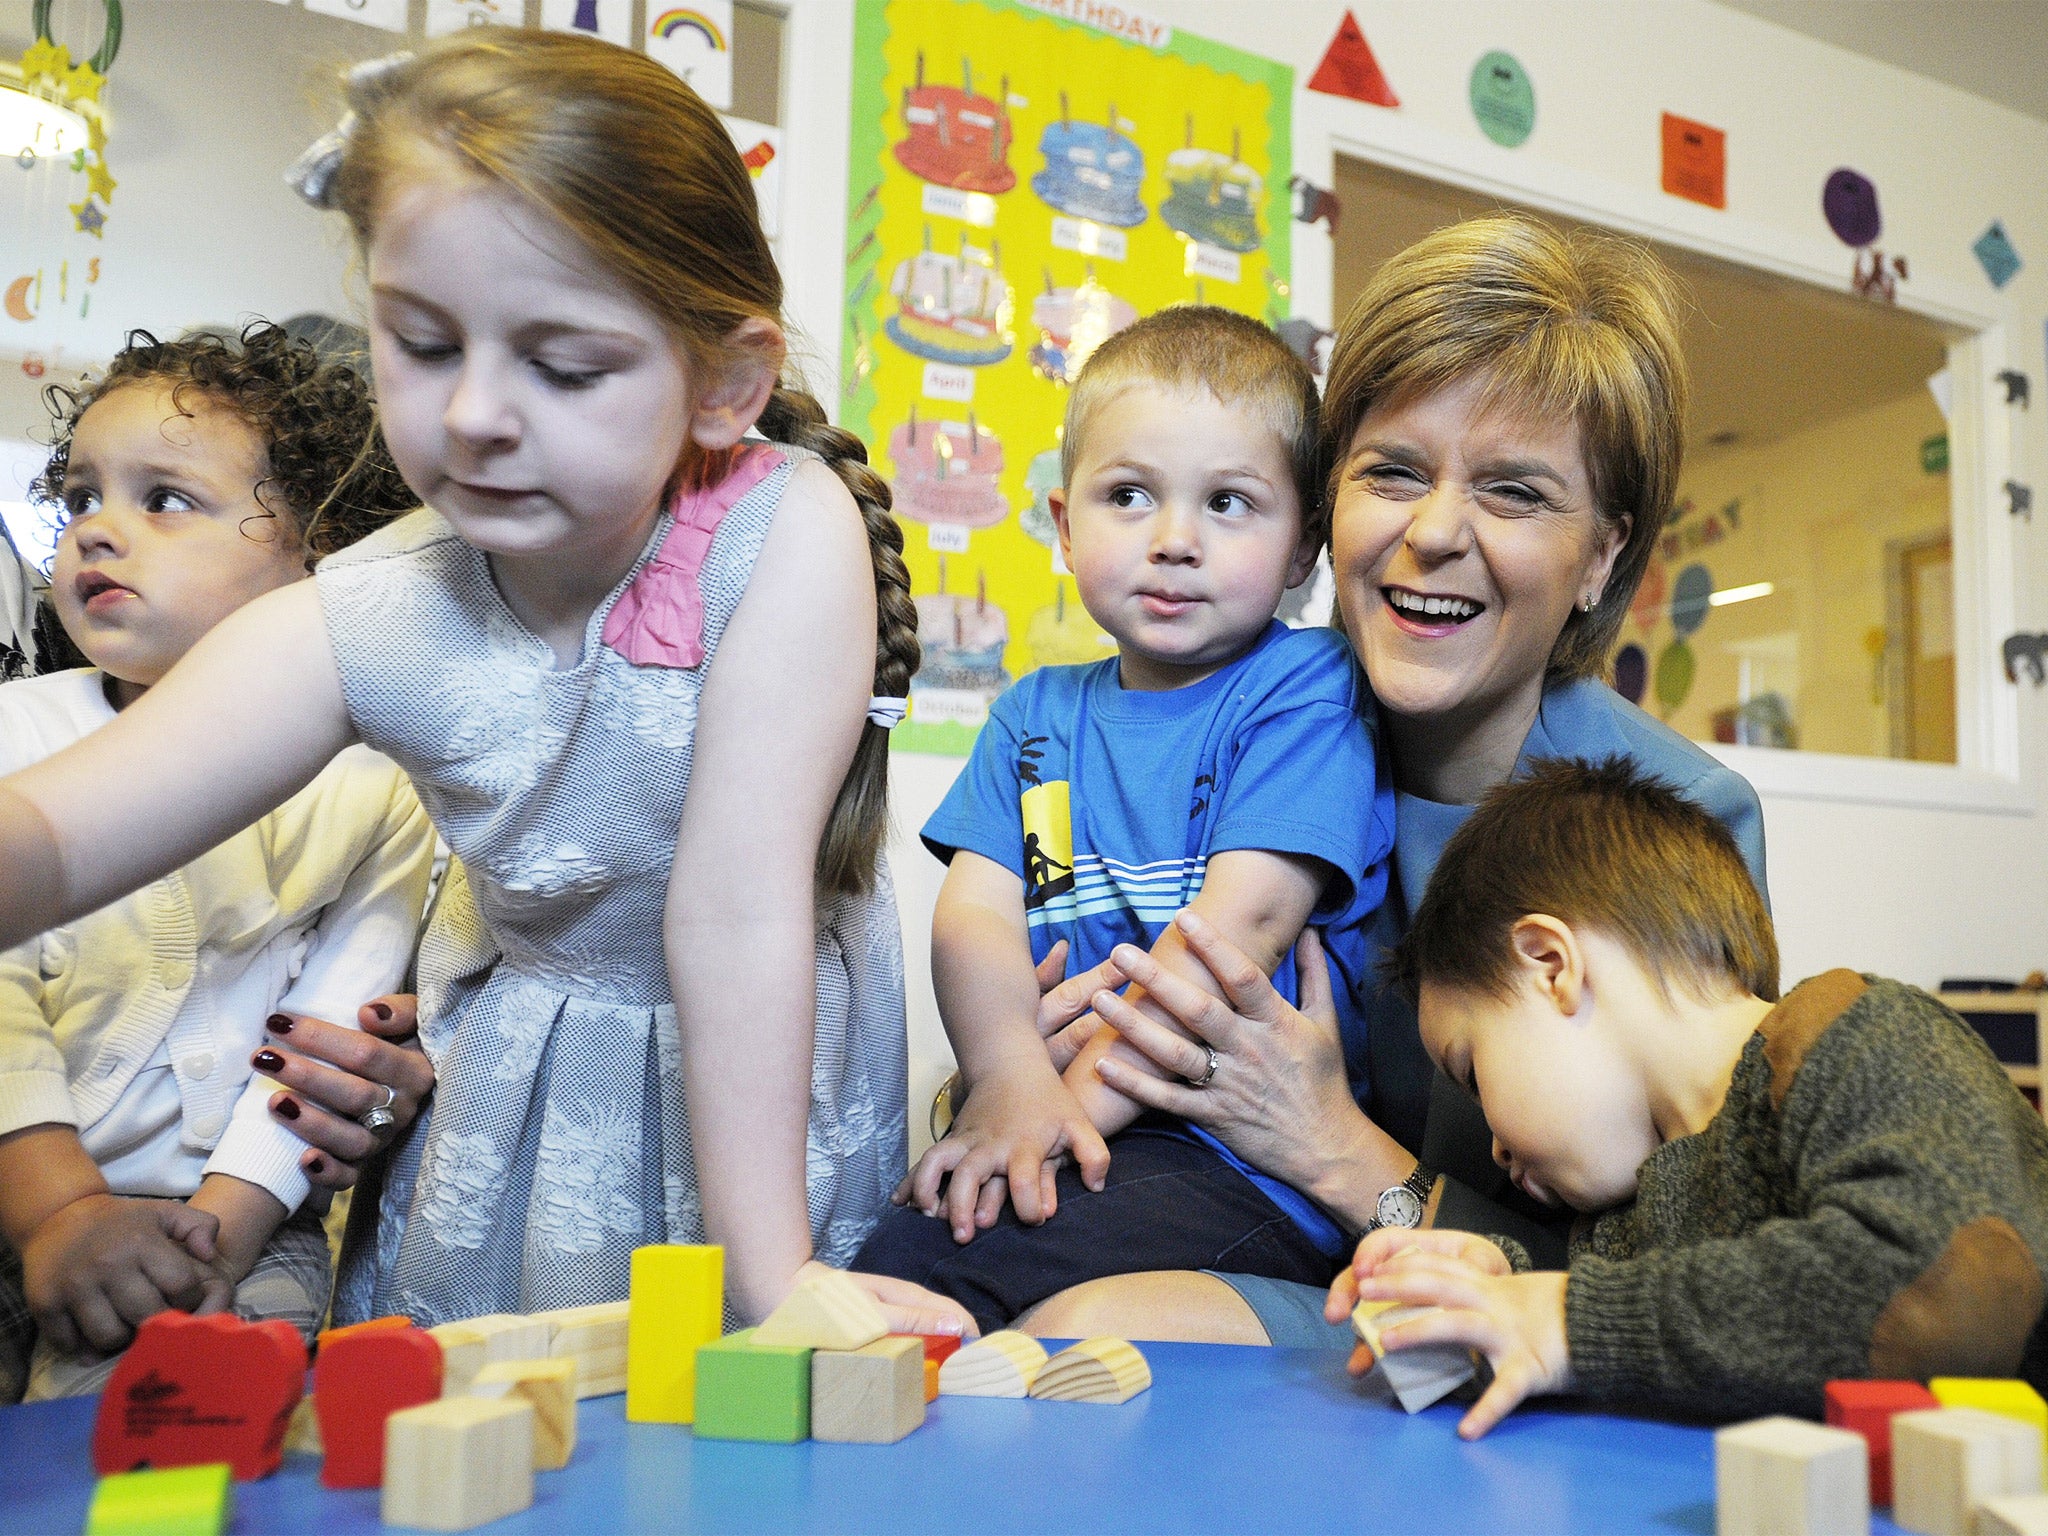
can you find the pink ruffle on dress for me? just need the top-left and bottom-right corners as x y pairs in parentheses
(601, 446), (788, 669)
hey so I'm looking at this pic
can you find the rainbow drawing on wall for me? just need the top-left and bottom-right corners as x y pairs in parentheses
(649, 7), (725, 49)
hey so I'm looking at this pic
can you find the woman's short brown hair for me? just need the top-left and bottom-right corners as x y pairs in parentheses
(1322, 214), (1689, 680)
(1392, 756), (1778, 1006)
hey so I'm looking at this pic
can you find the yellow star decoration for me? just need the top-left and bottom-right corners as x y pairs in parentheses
(70, 198), (106, 237)
(86, 113), (107, 156)
(61, 60), (107, 106)
(85, 158), (115, 202)
(17, 38), (68, 86)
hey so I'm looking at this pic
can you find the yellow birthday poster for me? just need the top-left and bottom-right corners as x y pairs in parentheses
(843, 0), (1294, 754)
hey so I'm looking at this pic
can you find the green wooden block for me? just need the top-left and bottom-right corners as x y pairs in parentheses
(693, 1328), (811, 1442)
(86, 1463), (232, 1536)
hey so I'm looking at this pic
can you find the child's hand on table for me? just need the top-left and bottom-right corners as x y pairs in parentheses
(893, 1066), (1109, 1243)
(795, 1259), (980, 1340)
(21, 1193), (233, 1356)
(1326, 1228), (1571, 1440)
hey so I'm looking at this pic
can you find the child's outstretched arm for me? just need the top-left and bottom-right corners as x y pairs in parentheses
(902, 851), (1110, 1243)
(1062, 848), (1326, 1136)
(668, 460), (970, 1335)
(0, 581), (356, 949)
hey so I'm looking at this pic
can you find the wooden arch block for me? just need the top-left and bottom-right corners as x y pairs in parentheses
(313, 1322), (443, 1489)
(1029, 1337), (1152, 1404)
(938, 1331), (1047, 1398)
(752, 1270), (889, 1351)
(93, 1312), (308, 1482)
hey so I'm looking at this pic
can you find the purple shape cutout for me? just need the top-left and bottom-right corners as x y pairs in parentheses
(1822, 169), (1881, 248)
(1613, 643), (1648, 705)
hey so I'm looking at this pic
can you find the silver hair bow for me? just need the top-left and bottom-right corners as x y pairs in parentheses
(284, 52), (413, 210)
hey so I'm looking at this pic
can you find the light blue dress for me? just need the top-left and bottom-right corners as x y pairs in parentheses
(317, 447), (907, 1326)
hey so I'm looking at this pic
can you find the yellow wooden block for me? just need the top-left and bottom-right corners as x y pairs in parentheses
(469, 1357), (577, 1471)
(812, 1335), (925, 1444)
(1028, 1337), (1152, 1404)
(1934, 1379), (2048, 1457)
(428, 1322), (491, 1396)
(752, 1270), (889, 1352)
(462, 1314), (552, 1365)
(938, 1331), (1047, 1398)
(627, 1245), (723, 1423)
(382, 1395), (534, 1532)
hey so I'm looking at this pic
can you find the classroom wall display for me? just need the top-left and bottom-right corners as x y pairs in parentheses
(1468, 51), (1534, 148)
(646, 2), (734, 109)
(1307, 10), (1397, 109)
(1660, 112), (1726, 210)
(844, 0), (1292, 754)
(1973, 220), (2022, 289)
(424, 0), (518, 37)
(540, 0), (633, 46)
(303, 0), (409, 30)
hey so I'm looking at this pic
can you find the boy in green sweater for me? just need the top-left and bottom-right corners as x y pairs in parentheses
(1328, 758), (2048, 1439)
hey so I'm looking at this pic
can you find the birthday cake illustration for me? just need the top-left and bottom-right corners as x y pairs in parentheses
(1019, 448), (1062, 547)
(1159, 121), (1264, 254)
(890, 409), (1008, 529)
(885, 232), (1014, 367)
(891, 52), (1016, 194)
(916, 567), (1011, 698)
(1030, 94), (1147, 228)
(1028, 268), (1138, 385)
(1027, 583), (1117, 669)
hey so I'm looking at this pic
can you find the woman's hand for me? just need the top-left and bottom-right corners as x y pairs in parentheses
(253, 995), (434, 1189)
(1086, 913), (1395, 1211)
(1032, 940), (1124, 1073)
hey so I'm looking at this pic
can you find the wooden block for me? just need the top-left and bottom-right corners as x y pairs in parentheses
(692, 1329), (812, 1443)
(1895, 1408), (2044, 1536)
(937, 1331), (1047, 1398)
(912, 1332), (963, 1366)
(469, 1357), (577, 1471)
(1715, 1415), (1870, 1536)
(1978, 1494), (2048, 1535)
(752, 1269), (889, 1351)
(460, 1313), (552, 1365)
(924, 1357), (939, 1403)
(282, 1396), (321, 1458)
(1350, 1300), (1476, 1414)
(540, 1301), (630, 1399)
(382, 1395), (534, 1533)
(428, 1322), (491, 1396)
(312, 1321), (443, 1489)
(93, 1312), (308, 1482)
(1828, 1380), (1940, 1506)
(1029, 1337), (1152, 1404)
(812, 1335), (925, 1445)
(1935, 1380), (2048, 1455)
(627, 1244), (723, 1424)
(85, 1463), (233, 1536)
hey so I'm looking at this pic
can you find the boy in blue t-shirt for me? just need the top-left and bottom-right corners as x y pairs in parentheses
(871, 308), (1394, 1326)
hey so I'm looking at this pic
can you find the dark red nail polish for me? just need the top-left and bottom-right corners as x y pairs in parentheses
(307, 1157), (325, 1174)
(369, 1002), (393, 1021)
(275, 1097), (301, 1121)
(253, 1049), (285, 1072)
(266, 1013), (294, 1034)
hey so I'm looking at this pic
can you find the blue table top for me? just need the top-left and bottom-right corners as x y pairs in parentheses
(0, 1343), (1908, 1534)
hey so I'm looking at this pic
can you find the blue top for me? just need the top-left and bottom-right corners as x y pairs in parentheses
(924, 621), (1396, 1255)
(1324, 674), (1769, 1264)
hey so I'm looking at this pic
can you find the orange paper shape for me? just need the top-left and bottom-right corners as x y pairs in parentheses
(93, 1312), (308, 1482)
(1661, 112), (1726, 209)
(313, 1322), (443, 1489)
(1308, 11), (1398, 108)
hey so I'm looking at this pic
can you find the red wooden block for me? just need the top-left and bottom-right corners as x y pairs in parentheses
(93, 1311), (308, 1482)
(312, 1322), (443, 1489)
(1826, 1379), (1939, 1506)
(315, 1315), (411, 1348)
(913, 1333), (962, 1366)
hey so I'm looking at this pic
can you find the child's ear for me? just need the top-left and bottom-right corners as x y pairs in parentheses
(1285, 531), (1321, 591)
(686, 318), (786, 452)
(1509, 914), (1588, 1017)
(1048, 485), (1074, 570)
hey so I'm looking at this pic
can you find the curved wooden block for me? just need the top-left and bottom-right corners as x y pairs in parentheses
(937, 1331), (1047, 1398)
(1029, 1337), (1151, 1404)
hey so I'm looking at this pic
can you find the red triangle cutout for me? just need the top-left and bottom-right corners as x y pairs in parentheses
(1308, 10), (1399, 108)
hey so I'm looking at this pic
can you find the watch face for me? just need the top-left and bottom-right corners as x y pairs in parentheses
(1377, 1185), (1423, 1229)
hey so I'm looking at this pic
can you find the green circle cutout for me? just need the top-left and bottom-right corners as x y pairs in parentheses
(1470, 51), (1535, 148)
(1654, 638), (1696, 714)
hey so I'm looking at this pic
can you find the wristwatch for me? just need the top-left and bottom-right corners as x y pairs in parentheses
(1362, 1163), (1436, 1235)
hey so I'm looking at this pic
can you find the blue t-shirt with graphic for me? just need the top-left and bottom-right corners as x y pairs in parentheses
(923, 620), (1396, 1256)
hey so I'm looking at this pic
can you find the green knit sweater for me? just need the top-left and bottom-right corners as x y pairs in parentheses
(1564, 969), (2048, 1420)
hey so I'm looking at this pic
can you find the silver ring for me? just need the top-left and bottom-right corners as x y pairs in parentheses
(1186, 1047), (1219, 1089)
(358, 1083), (398, 1134)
